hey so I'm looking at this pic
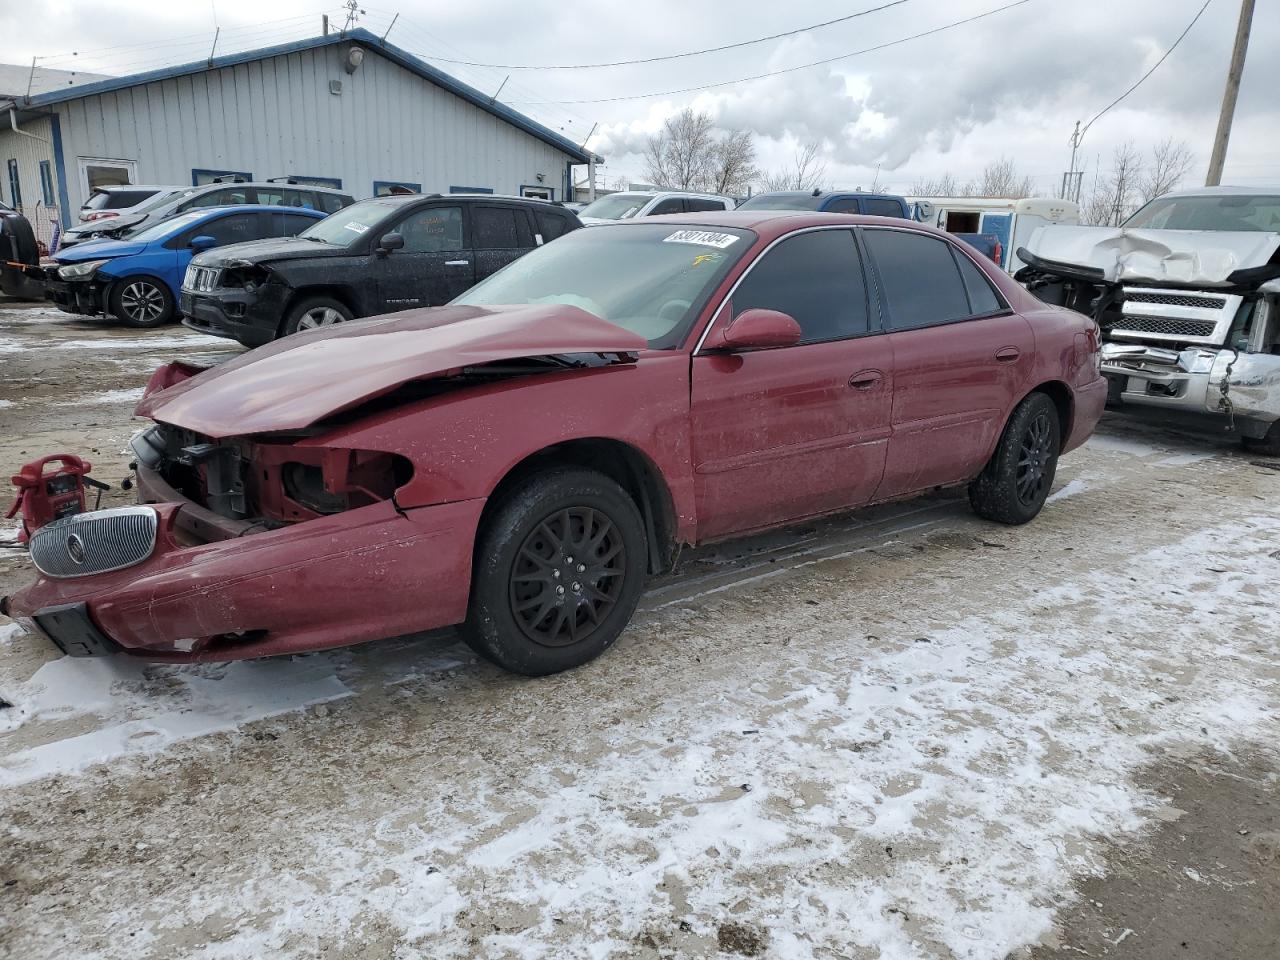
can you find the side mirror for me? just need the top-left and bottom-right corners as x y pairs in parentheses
(720, 308), (803, 351)
(378, 233), (405, 254)
(189, 234), (217, 251)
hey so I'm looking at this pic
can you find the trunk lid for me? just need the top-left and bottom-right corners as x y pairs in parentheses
(136, 304), (647, 438)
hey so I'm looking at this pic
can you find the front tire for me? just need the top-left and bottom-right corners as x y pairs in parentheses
(109, 277), (174, 327)
(282, 296), (353, 337)
(969, 392), (1061, 525)
(1243, 421), (1280, 457)
(461, 468), (648, 676)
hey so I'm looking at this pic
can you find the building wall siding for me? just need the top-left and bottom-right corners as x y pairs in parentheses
(52, 44), (574, 211)
(0, 116), (61, 243)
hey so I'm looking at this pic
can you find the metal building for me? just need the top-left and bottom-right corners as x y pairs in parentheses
(0, 29), (595, 246)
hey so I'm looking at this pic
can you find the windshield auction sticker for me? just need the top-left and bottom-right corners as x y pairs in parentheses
(343, 222), (371, 235)
(662, 230), (738, 249)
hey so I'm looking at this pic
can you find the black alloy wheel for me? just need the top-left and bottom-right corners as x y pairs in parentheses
(968, 391), (1061, 525)
(110, 277), (174, 327)
(509, 506), (627, 647)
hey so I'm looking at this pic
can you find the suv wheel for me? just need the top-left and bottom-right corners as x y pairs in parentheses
(968, 392), (1061, 525)
(283, 296), (353, 336)
(1243, 421), (1280, 457)
(110, 277), (174, 327)
(461, 468), (648, 676)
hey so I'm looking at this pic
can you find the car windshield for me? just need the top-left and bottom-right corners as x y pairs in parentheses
(736, 193), (824, 211)
(577, 194), (651, 220)
(453, 223), (753, 349)
(298, 199), (397, 245)
(1123, 194), (1280, 232)
(126, 211), (209, 243)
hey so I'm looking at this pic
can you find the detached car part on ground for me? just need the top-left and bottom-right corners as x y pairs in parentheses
(3, 212), (1106, 676)
(181, 194), (583, 347)
(0, 199), (44, 301)
(1017, 187), (1280, 454)
(45, 206), (326, 327)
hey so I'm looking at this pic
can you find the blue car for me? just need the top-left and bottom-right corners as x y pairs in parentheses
(47, 205), (326, 327)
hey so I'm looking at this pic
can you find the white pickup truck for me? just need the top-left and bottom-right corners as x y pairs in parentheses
(1017, 186), (1280, 454)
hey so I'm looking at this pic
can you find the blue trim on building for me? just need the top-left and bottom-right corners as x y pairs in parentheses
(19, 29), (595, 164)
(373, 180), (422, 196)
(449, 185), (493, 194)
(48, 113), (73, 228)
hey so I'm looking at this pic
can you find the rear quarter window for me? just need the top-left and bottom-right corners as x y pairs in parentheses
(863, 198), (906, 218)
(954, 252), (1005, 315)
(535, 210), (574, 241)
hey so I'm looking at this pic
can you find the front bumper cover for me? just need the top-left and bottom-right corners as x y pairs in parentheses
(4, 492), (486, 662)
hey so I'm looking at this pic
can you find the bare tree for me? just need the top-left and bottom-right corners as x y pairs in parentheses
(643, 109), (717, 190)
(1084, 142), (1145, 226)
(910, 172), (961, 196)
(706, 129), (759, 196)
(964, 157), (1035, 198)
(760, 142), (828, 192)
(1139, 138), (1194, 204)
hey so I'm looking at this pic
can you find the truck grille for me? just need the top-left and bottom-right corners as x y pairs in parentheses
(29, 506), (158, 579)
(1111, 316), (1219, 338)
(183, 265), (221, 292)
(1124, 291), (1225, 310)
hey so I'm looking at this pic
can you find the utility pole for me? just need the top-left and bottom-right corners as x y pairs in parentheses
(1205, 0), (1254, 186)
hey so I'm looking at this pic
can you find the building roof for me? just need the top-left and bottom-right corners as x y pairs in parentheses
(0, 63), (111, 99)
(2, 30), (596, 164)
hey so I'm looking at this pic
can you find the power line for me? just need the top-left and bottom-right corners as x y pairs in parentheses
(421, 0), (912, 70)
(1081, 0), (1213, 135)
(505, 0), (1032, 105)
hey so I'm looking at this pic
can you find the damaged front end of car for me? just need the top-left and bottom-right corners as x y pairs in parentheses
(1017, 229), (1280, 445)
(2, 304), (648, 661)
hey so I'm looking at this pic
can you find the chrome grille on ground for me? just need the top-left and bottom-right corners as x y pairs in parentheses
(1124, 291), (1225, 310)
(183, 265), (221, 292)
(1111, 316), (1219, 338)
(29, 506), (158, 579)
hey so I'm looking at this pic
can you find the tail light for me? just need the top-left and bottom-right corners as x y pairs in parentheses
(992, 239), (1003, 266)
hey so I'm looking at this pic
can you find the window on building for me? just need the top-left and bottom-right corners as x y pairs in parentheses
(863, 229), (973, 330)
(191, 168), (253, 186)
(472, 206), (521, 249)
(374, 181), (422, 197)
(731, 229), (869, 342)
(7, 159), (21, 209)
(39, 161), (55, 207)
(392, 206), (465, 253)
(520, 185), (553, 201)
(448, 185), (493, 194)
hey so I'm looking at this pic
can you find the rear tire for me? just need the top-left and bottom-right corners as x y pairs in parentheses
(968, 392), (1061, 525)
(282, 296), (353, 337)
(109, 277), (174, 327)
(1242, 421), (1280, 457)
(461, 468), (647, 676)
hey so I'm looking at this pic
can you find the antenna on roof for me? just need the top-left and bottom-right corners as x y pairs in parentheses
(208, 27), (220, 67)
(24, 56), (37, 102)
(340, 0), (365, 36)
(381, 13), (399, 44)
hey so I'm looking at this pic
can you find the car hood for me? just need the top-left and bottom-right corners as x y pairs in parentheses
(56, 239), (148, 262)
(136, 303), (648, 438)
(1021, 224), (1280, 286)
(192, 237), (348, 268)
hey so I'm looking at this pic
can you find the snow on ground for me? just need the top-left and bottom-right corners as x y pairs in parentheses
(0, 657), (350, 783)
(54, 386), (145, 406)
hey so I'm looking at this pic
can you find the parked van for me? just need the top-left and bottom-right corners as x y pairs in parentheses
(907, 197), (1079, 273)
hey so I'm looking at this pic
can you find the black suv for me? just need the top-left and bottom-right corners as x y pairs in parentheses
(180, 194), (583, 346)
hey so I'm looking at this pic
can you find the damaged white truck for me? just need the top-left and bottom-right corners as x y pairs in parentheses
(1017, 187), (1280, 454)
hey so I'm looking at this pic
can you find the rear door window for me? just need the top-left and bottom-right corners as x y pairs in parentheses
(684, 197), (727, 213)
(731, 229), (869, 342)
(472, 206), (521, 249)
(863, 228), (972, 329)
(824, 197), (860, 214)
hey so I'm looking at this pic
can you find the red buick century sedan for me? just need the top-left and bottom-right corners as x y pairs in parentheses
(4, 213), (1106, 675)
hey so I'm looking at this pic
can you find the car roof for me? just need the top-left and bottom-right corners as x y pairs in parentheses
(603, 190), (731, 201)
(165, 204), (326, 224)
(188, 181), (351, 195)
(92, 184), (186, 193)
(1148, 185), (1280, 199)
(598, 209), (934, 239)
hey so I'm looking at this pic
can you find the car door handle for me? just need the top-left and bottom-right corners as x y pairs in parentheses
(848, 370), (883, 390)
(995, 346), (1021, 363)
(445, 259), (470, 267)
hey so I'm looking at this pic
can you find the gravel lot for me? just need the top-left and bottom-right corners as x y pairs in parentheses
(1, 301), (1277, 960)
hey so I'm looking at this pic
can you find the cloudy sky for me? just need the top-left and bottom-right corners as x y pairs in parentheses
(4, 0), (1277, 195)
